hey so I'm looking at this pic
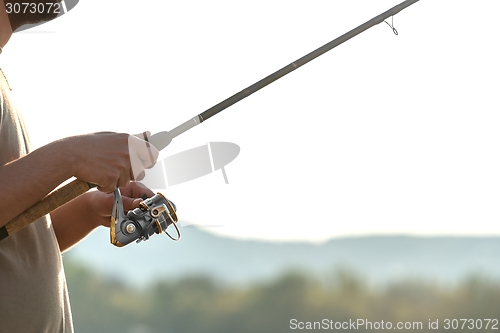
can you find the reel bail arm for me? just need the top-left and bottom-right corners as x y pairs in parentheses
(110, 189), (180, 247)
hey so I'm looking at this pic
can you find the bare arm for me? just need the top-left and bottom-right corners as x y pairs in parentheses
(50, 192), (98, 252)
(0, 132), (158, 229)
(0, 140), (73, 228)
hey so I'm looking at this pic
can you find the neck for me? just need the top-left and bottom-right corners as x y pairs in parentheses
(0, 0), (13, 48)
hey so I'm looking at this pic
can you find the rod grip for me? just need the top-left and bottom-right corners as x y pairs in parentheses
(0, 179), (95, 241)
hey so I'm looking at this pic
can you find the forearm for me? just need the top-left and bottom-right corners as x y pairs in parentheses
(50, 192), (102, 252)
(1, 132), (157, 247)
(0, 140), (73, 227)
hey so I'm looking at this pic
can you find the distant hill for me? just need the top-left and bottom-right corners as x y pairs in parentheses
(64, 226), (500, 287)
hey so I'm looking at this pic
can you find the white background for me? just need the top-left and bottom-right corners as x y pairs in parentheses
(1, 0), (499, 242)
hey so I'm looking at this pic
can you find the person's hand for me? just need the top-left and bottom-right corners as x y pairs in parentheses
(60, 132), (159, 193)
(86, 182), (154, 228)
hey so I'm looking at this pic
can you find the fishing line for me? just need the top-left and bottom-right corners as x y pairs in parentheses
(384, 16), (399, 35)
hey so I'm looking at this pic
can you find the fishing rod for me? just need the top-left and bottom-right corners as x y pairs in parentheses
(0, 0), (420, 245)
(149, 0), (419, 150)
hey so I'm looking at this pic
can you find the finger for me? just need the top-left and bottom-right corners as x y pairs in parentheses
(128, 135), (143, 180)
(97, 184), (115, 194)
(133, 182), (150, 191)
(128, 135), (159, 180)
(131, 182), (154, 196)
(117, 177), (130, 189)
(119, 182), (154, 198)
(133, 133), (160, 168)
(121, 196), (145, 211)
(134, 170), (145, 181)
(141, 131), (159, 169)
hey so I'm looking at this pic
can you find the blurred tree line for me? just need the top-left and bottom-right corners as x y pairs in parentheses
(64, 259), (500, 333)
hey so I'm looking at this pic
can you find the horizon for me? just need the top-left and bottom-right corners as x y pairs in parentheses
(67, 225), (500, 290)
(88, 223), (500, 246)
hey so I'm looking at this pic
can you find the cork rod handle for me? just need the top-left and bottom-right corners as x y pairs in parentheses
(0, 179), (95, 241)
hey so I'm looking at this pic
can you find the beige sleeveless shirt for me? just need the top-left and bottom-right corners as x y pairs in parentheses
(0, 67), (73, 333)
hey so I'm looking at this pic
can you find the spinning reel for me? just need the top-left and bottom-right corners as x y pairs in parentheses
(110, 189), (180, 247)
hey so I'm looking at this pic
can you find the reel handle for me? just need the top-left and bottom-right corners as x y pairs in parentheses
(0, 179), (95, 241)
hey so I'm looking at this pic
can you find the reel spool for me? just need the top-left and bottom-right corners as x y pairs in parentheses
(110, 189), (180, 247)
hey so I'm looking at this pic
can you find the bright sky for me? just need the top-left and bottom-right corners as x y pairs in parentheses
(1, 0), (499, 242)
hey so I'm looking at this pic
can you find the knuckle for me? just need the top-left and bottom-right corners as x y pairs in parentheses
(117, 178), (129, 188)
(101, 171), (119, 187)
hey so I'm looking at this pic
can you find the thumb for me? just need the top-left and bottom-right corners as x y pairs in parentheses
(129, 133), (160, 181)
(135, 131), (160, 168)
